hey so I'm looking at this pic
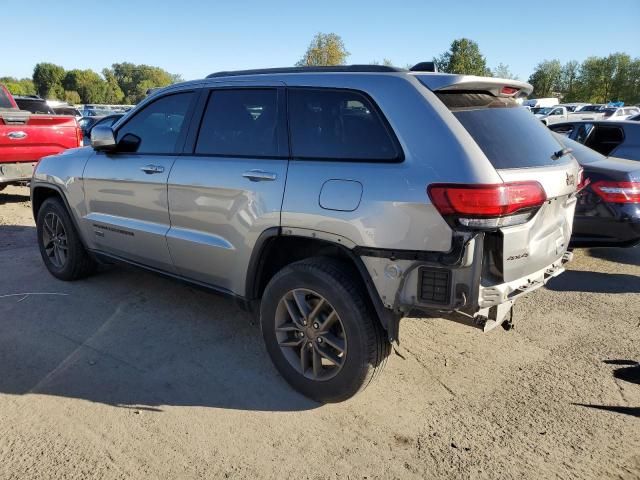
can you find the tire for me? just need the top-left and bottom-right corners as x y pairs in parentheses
(260, 257), (390, 403)
(36, 197), (96, 281)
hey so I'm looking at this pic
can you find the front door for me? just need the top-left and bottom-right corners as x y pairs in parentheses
(167, 86), (288, 295)
(82, 90), (197, 272)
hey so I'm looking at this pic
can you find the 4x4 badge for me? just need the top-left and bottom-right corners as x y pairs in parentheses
(566, 172), (575, 186)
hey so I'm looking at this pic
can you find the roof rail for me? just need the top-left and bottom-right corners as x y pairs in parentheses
(206, 65), (405, 79)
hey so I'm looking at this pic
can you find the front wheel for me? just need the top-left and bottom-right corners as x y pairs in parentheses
(260, 258), (390, 403)
(36, 197), (96, 280)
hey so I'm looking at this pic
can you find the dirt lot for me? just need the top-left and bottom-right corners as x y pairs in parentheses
(0, 184), (638, 480)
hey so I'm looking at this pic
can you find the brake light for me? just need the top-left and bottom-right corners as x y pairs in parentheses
(428, 182), (547, 230)
(501, 86), (519, 95)
(591, 181), (640, 203)
(76, 125), (83, 147)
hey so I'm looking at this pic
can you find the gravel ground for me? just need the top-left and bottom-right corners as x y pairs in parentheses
(0, 185), (638, 480)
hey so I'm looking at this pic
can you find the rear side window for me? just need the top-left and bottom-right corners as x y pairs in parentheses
(116, 92), (193, 154)
(195, 89), (281, 157)
(438, 92), (566, 169)
(0, 88), (14, 108)
(585, 125), (624, 156)
(288, 88), (401, 161)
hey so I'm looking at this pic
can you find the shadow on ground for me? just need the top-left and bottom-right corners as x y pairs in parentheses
(586, 247), (640, 267)
(0, 190), (30, 205)
(0, 225), (318, 412)
(573, 360), (640, 418)
(546, 270), (640, 294)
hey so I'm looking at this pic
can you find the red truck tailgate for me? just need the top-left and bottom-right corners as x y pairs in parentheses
(0, 112), (81, 163)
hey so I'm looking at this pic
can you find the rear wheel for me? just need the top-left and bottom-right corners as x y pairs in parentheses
(260, 258), (390, 402)
(36, 197), (96, 280)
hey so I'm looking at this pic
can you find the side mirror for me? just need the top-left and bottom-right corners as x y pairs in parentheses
(91, 125), (117, 151)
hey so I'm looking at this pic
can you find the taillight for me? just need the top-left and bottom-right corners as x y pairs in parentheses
(500, 86), (520, 95)
(76, 125), (83, 147)
(428, 182), (547, 230)
(591, 181), (640, 203)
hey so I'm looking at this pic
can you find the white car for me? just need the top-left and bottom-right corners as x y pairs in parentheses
(601, 107), (640, 121)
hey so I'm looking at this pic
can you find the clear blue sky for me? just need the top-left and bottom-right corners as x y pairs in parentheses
(5, 0), (640, 81)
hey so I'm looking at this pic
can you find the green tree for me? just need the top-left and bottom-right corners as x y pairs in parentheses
(296, 33), (349, 67)
(492, 63), (518, 80)
(527, 60), (562, 97)
(559, 60), (580, 102)
(0, 77), (36, 96)
(33, 63), (66, 98)
(102, 70), (125, 104)
(63, 90), (81, 104)
(63, 69), (108, 103)
(105, 62), (177, 103)
(434, 38), (491, 76)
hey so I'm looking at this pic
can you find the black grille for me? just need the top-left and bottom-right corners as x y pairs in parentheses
(418, 267), (451, 304)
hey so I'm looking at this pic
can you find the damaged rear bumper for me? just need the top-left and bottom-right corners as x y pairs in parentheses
(358, 233), (574, 333)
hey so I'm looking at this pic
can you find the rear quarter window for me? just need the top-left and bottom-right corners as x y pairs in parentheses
(288, 88), (401, 162)
(438, 92), (567, 169)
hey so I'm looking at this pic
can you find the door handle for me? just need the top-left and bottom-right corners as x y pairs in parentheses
(7, 131), (27, 140)
(140, 164), (165, 174)
(242, 169), (277, 182)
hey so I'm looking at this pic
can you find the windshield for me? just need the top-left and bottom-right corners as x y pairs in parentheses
(535, 107), (552, 115)
(437, 92), (566, 170)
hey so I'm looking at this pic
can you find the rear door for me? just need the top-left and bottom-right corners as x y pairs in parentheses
(166, 83), (288, 294)
(82, 90), (197, 272)
(423, 84), (581, 282)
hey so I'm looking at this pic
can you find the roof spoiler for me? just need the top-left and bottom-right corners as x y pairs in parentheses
(414, 73), (533, 97)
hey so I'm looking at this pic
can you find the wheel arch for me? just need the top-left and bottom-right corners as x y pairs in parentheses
(246, 229), (401, 341)
(31, 184), (90, 251)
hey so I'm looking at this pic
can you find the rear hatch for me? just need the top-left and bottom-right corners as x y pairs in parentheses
(417, 74), (581, 283)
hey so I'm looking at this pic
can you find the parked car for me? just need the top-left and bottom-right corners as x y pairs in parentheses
(523, 97), (559, 108)
(13, 95), (56, 114)
(79, 114), (124, 144)
(52, 105), (82, 118)
(534, 106), (570, 125)
(31, 65), (580, 402)
(601, 107), (640, 121)
(0, 85), (83, 189)
(549, 120), (640, 161)
(554, 134), (640, 247)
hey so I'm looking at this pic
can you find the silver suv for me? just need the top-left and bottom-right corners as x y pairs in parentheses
(31, 65), (581, 402)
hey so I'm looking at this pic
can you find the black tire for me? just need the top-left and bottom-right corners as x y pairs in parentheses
(36, 197), (96, 281)
(260, 257), (390, 403)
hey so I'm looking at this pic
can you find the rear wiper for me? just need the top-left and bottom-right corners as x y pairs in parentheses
(551, 147), (573, 160)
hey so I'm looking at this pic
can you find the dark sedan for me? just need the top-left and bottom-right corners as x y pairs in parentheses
(78, 114), (124, 144)
(555, 135), (640, 248)
(549, 120), (640, 161)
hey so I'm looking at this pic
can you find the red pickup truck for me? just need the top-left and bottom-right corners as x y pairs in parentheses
(0, 84), (83, 189)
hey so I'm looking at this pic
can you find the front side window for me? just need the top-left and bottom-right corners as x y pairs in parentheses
(195, 89), (281, 157)
(288, 88), (400, 161)
(116, 92), (193, 154)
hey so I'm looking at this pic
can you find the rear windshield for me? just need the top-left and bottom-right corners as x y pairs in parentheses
(15, 98), (55, 114)
(438, 92), (566, 169)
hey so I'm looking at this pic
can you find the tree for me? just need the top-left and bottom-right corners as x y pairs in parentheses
(0, 77), (36, 96)
(63, 69), (108, 103)
(527, 60), (562, 97)
(434, 38), (491, 76)
(33, 63), (65, 98)
(492, 63), (518, 80)
(559, 60), (580, 102)
(296, 33), (349, 67)
(63, 90), (81, 104)
(105, 62), (178, 103)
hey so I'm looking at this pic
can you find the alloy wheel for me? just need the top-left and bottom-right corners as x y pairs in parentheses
(274, 288), (347, 381)
(42, 212), (68, 268)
